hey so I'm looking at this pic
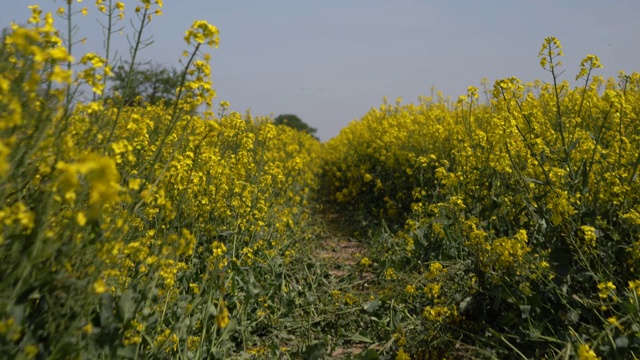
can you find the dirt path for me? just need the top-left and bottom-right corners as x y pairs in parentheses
(312, 211), (376, 358)
(314, 211), (373, 278)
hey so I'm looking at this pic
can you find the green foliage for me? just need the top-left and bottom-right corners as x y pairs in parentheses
(109, 61), (182, 106)
(274, 114), (318, 139)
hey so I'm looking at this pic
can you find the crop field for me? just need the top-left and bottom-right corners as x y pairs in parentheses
(1, 2), (639, 359)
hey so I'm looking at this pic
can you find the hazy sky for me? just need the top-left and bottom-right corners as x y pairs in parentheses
(2, 1), (639, 141)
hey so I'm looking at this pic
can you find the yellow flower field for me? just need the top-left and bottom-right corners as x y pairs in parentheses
(1, 2), (639, 359)
(322, 35), (640, 358)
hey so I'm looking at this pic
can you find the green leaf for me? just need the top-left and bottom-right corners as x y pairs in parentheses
(100, 293), (115, 327)
(358, 348), (379, 360)
(232, 352), (254, 360)
(460, 296), (473, 313)
(118, 289), (136, 323)
(116, 346), (136, 359)
(363, 299), (380, 313)
(301, 340), (327, 360)
(248, 273), (263, 296)
(349, 334), (373, 343)
(615, 336), (629, 348)
(567, 310), (580, 324)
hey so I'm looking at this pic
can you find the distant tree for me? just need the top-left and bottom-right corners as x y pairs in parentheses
(109, 61), (182, 106)
(274, 114), (318, 139)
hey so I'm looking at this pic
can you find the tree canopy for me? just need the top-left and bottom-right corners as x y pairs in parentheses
(273, 114), (318, 139)
(108, 61), (182, 106)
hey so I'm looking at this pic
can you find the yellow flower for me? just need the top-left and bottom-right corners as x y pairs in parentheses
(27, 5), (42, 24)
(577, 344), (599, 360)
(580, 225), (597, 250)
(82, 323), (94, 334)
(187, 336), (201, 351)
(576, 54), (603, 80)
(467, 85), (479, 99)
(76, 212), (87, 226)
(384, 267), (397, 280)
(405, 285), (416, 295)
(189, 283), (200, 295)
(184, 20), (219, 47)
(629, 280), (640, 297)
(607, 316), (624, 331)
(24, 345), (38, 357)
(426, 261), (445, 279)
(597, 281), (616, 299)
(128, 178), (142, 191)
(424, 282), (441, 298)
(0, 141), (10, 176)
(93, 279), (107, 294)
(395, 347), (410, 360)
(423, 305), (455, 322)
(49, 65), (73, 83)
(215, 304), (229, 328)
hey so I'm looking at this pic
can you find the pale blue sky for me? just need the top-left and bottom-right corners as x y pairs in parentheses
(2, 1), (639, 140)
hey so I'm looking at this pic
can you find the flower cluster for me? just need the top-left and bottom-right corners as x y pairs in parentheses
(0, 4), (320, 358)
(322, 37), (640, 357)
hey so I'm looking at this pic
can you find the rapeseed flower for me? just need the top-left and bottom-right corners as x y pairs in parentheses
(216, 304), (229, 328)
(577, 344), (599, 360)
(395, 348), (410, 360)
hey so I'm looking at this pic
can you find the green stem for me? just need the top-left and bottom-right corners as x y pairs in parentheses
(104, 6), (151, 145)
